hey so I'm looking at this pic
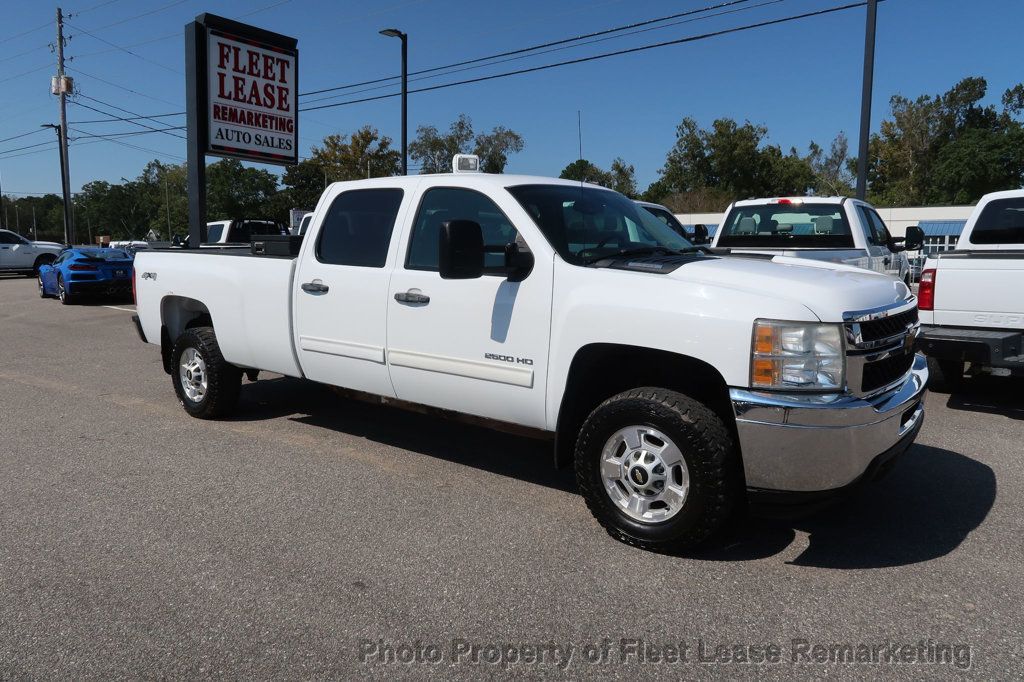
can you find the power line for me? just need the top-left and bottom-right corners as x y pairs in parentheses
(72, 112), (185, 124)
(75, 0), (190, 33)
(70, 0), (128, 15)
(72, 128), (186, 139)
(301, 1), (872, 113)
(65, 21), (181, 74)
(299, 0), (755, 97)
(0, 20), (51, 43)
(72, 95), (187, 139)
(0, 128), (49, 146)
(68, 127), (185, 161)
(0, 139), (57, 156)
(68, 66), (184, 108)
(0, 61), (55, 85)
(300, 0), (789, 107)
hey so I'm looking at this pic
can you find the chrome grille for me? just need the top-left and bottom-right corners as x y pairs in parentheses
(844, 301), (919, 397)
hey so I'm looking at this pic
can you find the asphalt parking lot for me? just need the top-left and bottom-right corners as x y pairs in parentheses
(1, 273), (1022, 679)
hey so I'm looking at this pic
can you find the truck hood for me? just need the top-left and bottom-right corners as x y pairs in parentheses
(31, 241), (64, 249)
(670, 254), (912, 322)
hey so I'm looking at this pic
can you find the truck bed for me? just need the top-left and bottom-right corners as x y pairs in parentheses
(134, 249), (303, 377)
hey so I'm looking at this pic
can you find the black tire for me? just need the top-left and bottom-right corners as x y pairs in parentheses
(575, 387), (741, 552)
(37, 274), (48, 298)
(927, 356), (964, 394)
(170, 326), (242, 419)
(57, 274), (74, 305)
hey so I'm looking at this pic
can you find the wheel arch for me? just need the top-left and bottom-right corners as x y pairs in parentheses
(160, 295), (213, 374)
(553, 343), (739, 470)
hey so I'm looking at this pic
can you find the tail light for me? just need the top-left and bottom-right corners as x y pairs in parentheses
(68, 264), (96, 271)
(918, 268), (936, 310)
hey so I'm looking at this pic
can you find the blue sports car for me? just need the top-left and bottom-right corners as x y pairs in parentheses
(38, 247), (135, 305)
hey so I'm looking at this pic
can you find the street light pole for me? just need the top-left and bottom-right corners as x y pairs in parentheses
(380, 28), (408, 175)
(855, 0), (878, 201)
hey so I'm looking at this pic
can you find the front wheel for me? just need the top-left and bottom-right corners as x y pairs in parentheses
(575, 387), (741, 552)
(171, 327), (242, 419)
(38, 274), (48, 298)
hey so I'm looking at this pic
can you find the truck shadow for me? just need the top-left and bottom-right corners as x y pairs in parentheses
(234, 376), (575, 493)
(943, 376), (1024, 420)
(234, 377), (995, 568)
(690, 444), (996, 568)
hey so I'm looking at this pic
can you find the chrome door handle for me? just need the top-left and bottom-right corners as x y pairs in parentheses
(394, 291), (430, 304)
(301, 281), (329, 293)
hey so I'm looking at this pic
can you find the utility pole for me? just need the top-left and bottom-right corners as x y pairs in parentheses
(164, 177), (172, 241)
(53, 8), (75, 243)
(0, 169), (5, 230)
(32, 205), (37, 240)
(855, 0), (878, 201)
(15, 204), (21, 233)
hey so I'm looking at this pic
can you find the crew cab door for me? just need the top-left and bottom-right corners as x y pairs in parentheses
(386, 186), (553, 429)
(293, 186), (411, 397)
(0, 231), (16, 268)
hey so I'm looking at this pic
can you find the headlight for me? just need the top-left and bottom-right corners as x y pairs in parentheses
(751, 320), (845, 391)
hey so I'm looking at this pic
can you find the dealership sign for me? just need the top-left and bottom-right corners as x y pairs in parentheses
(188, 14), (298, 166)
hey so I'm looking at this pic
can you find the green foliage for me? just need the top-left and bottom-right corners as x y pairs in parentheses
(558, 157), (637, 197)
(410, 114), (525, 173)
(866, 76), (1024, 206)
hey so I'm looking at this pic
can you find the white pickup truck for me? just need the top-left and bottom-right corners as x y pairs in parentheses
(712, 197), (923, 284)
(0, 229), (63, 275)
(131, 164), (927, 551)
(916, 189), (1024, 391)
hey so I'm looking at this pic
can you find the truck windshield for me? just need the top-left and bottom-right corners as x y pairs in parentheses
(718, 203), (854, 249)
(507, 184), (692, 264)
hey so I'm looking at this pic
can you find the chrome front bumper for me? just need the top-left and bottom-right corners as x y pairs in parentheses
(730, 354), (928, 492)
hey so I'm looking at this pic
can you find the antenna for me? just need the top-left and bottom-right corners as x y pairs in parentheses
(577, 110), (583, 161)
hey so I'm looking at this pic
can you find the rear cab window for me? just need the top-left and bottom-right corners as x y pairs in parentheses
(718, 203), (854, 249)
(316, 188), (404, 267)
(969, 197), (1024, 245)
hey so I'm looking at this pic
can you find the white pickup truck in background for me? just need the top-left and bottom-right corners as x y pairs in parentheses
(712, 197), (924, 284)
(0, 229), (63, 275)
(916, 189), (1024, 391)
(131, 163), (927, 551)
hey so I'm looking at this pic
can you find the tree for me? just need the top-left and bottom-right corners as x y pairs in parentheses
(865, 76), (1024, 205)
(608, 158), (637, 197)
(645, 116), (815, 210)
(409, 114), (475, 173)
(206, 158), (279, 220)
(410, 115), (525, 173)
(807, 133), (854, 196)
(313, 125), (401, 181)
(559, 159), (613, 186)
(473, 126), (524, 173)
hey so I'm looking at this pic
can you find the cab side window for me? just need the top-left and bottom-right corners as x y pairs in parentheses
(859, 207), (892, 246)
(0, 232), (20, 245)
(406, 187), (519, 272)
(316, 188), (404, 268)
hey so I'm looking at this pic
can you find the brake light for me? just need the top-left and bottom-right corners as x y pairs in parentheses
(68, 264), (96, 271)
(918, 268), (936, 310)
(773, 198), (803, 206)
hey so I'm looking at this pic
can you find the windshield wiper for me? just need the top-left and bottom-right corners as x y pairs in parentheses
(582, 245), (706, 265)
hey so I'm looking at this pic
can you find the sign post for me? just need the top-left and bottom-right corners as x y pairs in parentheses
(184, 14), (298, 248)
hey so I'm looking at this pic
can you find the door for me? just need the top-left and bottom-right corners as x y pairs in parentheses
(386, 186), (553, 429)
(0, 231), (20, 268)
(293, 187), (409, 397)
(858, 206), (900, 278)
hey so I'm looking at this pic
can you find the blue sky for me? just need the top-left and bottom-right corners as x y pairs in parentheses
(2, 0), (1023, 198)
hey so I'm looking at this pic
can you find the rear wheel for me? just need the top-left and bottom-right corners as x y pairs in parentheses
(927, 356), (964, 393)
(57, 274), (74, 305)
(575, 387), (740, 552)
(171, 326), (241, 419)
(37, 273), (48, 298)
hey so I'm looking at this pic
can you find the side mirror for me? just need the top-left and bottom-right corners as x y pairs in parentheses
(903, 225), (924, 252)
(504, 241), (535, 282)
(692, 223), (710, 245)
(438, 220), (484, 280)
